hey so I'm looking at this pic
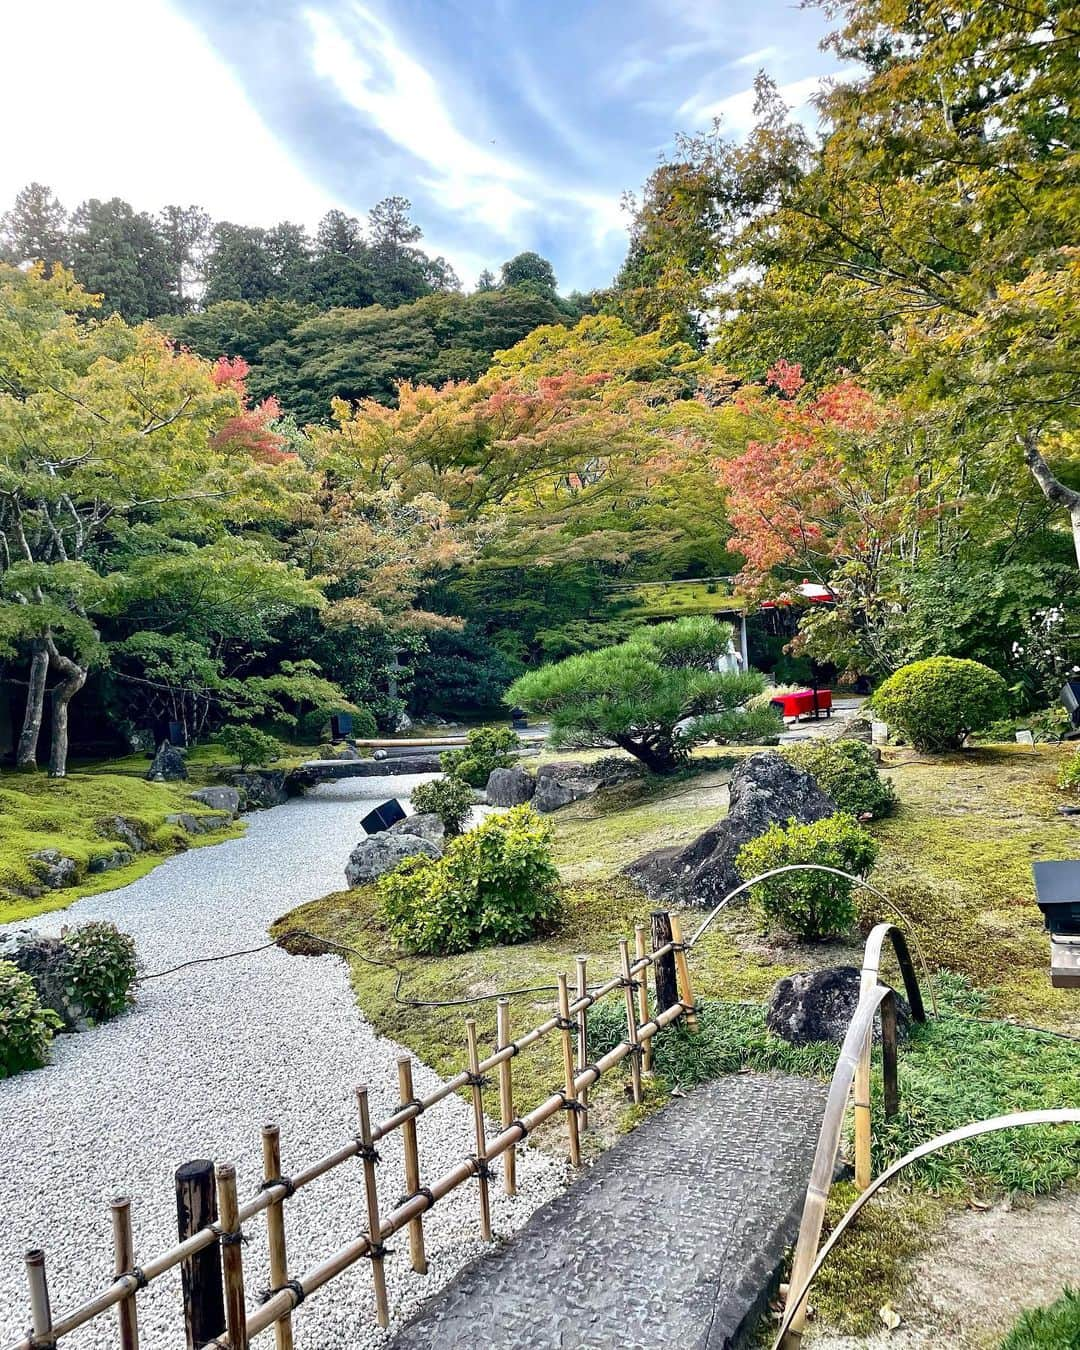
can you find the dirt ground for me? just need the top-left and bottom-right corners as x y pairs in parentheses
(807, 1188), (1080, 1349)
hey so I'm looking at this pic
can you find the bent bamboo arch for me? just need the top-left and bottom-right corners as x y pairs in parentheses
(780, 922), (930, 1346)
(774, 1109), (1080, 1349)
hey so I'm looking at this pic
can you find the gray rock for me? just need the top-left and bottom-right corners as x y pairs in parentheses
(388, 812), (445, 845)
(0, 930), (87, 1029)
(766, 967), (910, 1046)
(100, 816), (146, 853)
(532, 757), (643, 813)
(842, 716), (874, 745)
(146, 740), (188, 782)
(396, 711), (414, 733)
(28, 849), (79, 890)
(189, 786), (242, 817)
(485, 766), (536, 806)
(88, 849), (135, 874)
(227, 770), (289, 809)
(165, 811), (232, 836)
(345, 833), (441, 887)
(624, 751), (836, 906)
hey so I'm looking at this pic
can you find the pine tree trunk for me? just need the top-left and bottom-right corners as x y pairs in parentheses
(16, 638), (49, 770)
(46, 648), (87, 779)
(616, 733), (679, 775)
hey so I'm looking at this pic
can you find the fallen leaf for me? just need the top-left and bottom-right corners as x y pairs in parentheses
(879, 1304), (901, 1331)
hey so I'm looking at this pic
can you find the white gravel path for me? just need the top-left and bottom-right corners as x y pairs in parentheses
(0, 777), (567, 1349)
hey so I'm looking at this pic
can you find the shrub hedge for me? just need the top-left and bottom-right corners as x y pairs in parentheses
(873, 657), (1008, 752)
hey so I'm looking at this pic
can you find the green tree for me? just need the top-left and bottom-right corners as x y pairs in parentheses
(0, 183), (68, 271)
(157, 204), (211, 311)
(203, 223), (277, 305)
(500, 251), (557, 295)
(68, 197), (174, 320)
(508, 616), (780, 774)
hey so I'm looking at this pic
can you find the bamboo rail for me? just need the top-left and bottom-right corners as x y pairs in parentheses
(5, 922), (689, 1350)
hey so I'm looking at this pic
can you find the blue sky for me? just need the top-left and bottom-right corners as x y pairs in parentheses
(1, 0), (844, 293)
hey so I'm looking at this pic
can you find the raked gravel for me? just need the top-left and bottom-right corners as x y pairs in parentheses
(0, 776), (567, 1349)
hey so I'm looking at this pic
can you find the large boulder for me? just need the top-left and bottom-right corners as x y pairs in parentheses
(532, 757), (643, 814)
(388, 813), (445, 845)
(28, 849), (79, 890)
(189, 786), (242, 817)
(0, 930), (88, 1030)
(485, 766), (536, 807)
(146, 740), (187, 782)
(165, 811), (232, 836)
(227, 770), (289, 809)
(345, 833), (441, 887)
(88, 849), (135, 874)
(99, 816), (146, 853)
(766, 967), (911, 1046)
(623, 751), (836, 906)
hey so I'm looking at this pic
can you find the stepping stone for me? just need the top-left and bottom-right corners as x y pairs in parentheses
(391, 1071), (829, 1350)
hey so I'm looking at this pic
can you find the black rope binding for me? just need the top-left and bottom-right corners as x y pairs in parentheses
(402, 1097), (426, 1115)
(367, 1242), (393, 1260)
(261, 1174), (296, 1198)
(220, 1230), (248, 1247)
(556, 1089), (586, 1113)
(471, 1156), (494, 1181)
(509, 1116), (530, 1136)
(260, 1278), (306, 1308)
(580, 1061), (601, 1078)
(355, 1141), (381, 1163)
(619, 974), (641, 990)
(114, 1265), (148, 1291)
(553, 1015), (575, 1032)
(463, 1071), (489, 1089)
(395, 1185), (435, 1211)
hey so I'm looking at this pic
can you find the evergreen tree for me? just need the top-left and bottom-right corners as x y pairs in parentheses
(0, 183), (68, 270)
(68, 198), (173, 321)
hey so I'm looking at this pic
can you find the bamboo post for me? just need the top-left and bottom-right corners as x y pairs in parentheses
(495, 1001), (517, 1195)
(261, 1126), (294, 1350)
(24, 1249), (54, 1350)
(619, 938), (644, 1105)
(557, 974), (583, 1166)
(396, 1055), (429, 1271)
(634, 925), (654, 1075)
(215, 1164), (249, 1350)
(175, 1160), (225, 1349)
(669, 913), (699, 1032)
(464, 1018), (493, 1241)
(650, 909), (679, 1013)
(575, 955), (589, 1130)
(110, 1196), (139, 1350)
(854, 968), (875, 1190)
(356, 1086), (390, 1327)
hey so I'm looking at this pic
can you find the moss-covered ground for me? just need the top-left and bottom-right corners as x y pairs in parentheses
(275, 739), (1080, 1339)
(0, 771), (242, 924)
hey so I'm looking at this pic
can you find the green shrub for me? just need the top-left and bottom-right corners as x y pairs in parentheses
(218, 725), (282, 770)
(737, 813), (879, 939)
(62, 921), (138, 1021)
(0, 960), (62, 1077)
(298, 706), (377, 743)
(379, 806), (561, 953)
(440, 726), (519, 787)
(409, 776), (474, 836)
(784, 739), (896, 819)
(999, 1288), (1080, 1350)
(1058, 749), (1080, 796)
(872, 657), (1009, 752)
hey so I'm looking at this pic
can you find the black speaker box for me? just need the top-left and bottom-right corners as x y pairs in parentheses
(361, 798), (407, 835)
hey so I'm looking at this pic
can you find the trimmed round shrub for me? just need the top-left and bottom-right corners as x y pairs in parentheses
(61, 921), (138, 1022)
(379, 806), (561, 953)
(440, 726), (519, 787)
(0, 960), (62, 1077)
(784, 739), (896, 819)
(872, 657), (1008, 752)
(409, 776), (474, 836)
(736, 813), (879, 940)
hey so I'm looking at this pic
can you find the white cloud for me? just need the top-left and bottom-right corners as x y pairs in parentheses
(303, 2), (625, 250)
(0, 0), (334, 227)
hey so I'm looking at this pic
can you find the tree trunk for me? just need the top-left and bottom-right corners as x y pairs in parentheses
(45, 645), (87, 779)
(616, 733), (679, 775)
(16, 638), (49, 770)
(1021, 434), (1080, 568)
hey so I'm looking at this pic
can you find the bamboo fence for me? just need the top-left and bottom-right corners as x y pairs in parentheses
(5, 911), (698, 1350)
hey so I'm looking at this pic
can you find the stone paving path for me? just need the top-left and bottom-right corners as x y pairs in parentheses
(391, 1071), (829, 1350)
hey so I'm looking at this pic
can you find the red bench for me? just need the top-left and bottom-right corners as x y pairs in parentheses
(770, 689), (833, 720)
